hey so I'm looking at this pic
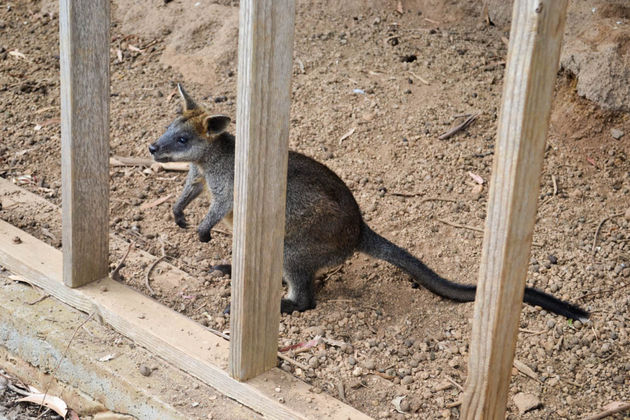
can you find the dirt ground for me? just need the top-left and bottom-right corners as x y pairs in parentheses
(1, 0), (629, 418)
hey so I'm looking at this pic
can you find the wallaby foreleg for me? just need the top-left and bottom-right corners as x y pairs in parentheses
(173, 165), (204, 228)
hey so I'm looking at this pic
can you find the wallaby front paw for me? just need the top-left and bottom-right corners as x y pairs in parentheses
(198, 228), (211, 243)
(173, 212), (187, 229)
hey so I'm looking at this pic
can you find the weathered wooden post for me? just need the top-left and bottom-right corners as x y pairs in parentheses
(461, 0), (568, 418)
(59, 0), (110, 287)
(230, 0), (296, 381)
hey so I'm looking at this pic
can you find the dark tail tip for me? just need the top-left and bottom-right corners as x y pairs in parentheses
(524, 287), (589, 321)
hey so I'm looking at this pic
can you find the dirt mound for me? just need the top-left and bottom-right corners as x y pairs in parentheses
(485, 0), (630, 113)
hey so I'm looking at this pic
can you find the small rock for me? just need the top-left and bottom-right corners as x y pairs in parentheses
(512, 392), (541, 414)
(139, 365), (152, 377)
(352, 367), (363, 377)
(308, 357), (319, 369)
(363, 359), (376, 370)
(348, 356), (357, 366)
(610, 128), (624, 140)
(401, 375), (414, 385)
(12, 236), (21, 244)
(548, 254), (558, 265)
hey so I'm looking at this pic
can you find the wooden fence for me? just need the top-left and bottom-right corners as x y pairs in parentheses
(0, 0), (569, 418)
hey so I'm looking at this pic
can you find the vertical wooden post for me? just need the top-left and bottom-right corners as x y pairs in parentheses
(230, 0), (295, 381)
(461, 1), (568, 418)
(59, 1), (110, 288)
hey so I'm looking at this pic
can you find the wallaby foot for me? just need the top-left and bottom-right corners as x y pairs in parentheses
(281, 298), (316, 314)
(281, 267), (317, 314)
(211, 264), (232, 277)
(174, 211), (187, 229)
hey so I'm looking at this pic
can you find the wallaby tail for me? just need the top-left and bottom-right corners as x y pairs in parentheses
(357, 222), (589, 321)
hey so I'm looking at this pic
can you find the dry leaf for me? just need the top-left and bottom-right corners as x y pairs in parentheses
(468, 171), (484, 185)
(16, 393), (68, 418)
(513, 359), (539, 382)
(392, 396), (406, 413)
(9, 50), (26, 59)
(338, 127), (356, 145)
(139, 194), (173, 211)
(98, 353), (116, 362)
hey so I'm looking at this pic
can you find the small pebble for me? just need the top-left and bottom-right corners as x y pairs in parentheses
(12, 236), (21, 244)
(363, 359), (376, 370)
(548, 254), (558, 265)
(139, 365), (152, 377)
(610, 128), (624, 139)
(401, 375), (414, 385)
(352, 367), (363, 377)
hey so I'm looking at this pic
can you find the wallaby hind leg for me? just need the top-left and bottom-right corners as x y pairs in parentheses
(281, 267), (316, 314)
(173, 165), (204, 228)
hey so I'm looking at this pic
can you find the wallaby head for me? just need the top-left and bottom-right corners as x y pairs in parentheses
(149, 84), (231, 163)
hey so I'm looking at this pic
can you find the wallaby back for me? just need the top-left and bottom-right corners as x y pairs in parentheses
(151, 84), (589, 320)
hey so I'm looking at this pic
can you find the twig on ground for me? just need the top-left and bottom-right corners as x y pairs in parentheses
(552, 175), (558, 196)
(438, 113), (479, 140)
(204, 327), (312, 371)
(277, 353), (310, 371)
(27, 294), (50, 306)
(518, 328), (546, 335)
(423, 197), (455, 204)
(206, 327), (230, 340)
(374, 371), (395, 380)
(592, 212), (624, 255)
(111, 242), (133, 281)
(445, 375), (464, 391)
(446, 400), (462, 408)
(40, 312), (95, 415)
(322, 265), (343, 282)
(593, 213), (624, 254)
(211, 228), (232, 237)
(408, 70), (429, 85)
(581, 401), (630, 420)
(437, 218), (483, 233)
(139, 194), (173, 211)
(145, 256), (164, 296)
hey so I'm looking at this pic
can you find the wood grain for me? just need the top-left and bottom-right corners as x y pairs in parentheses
(461, 1), (568, 418)
(59, 0), (110, 287)
(0, 219), (371, 420)
(231, 0), (295, 381)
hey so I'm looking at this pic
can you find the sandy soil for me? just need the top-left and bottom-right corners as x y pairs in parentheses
(1, 0), (629, 418)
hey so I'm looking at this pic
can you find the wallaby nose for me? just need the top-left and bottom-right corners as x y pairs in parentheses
(148, 144), (159, 154)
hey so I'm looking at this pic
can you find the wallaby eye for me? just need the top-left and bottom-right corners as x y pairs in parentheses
(177, 136), (188, 144)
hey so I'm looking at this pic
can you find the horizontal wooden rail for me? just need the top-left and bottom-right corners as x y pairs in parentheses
(0, 181), (371, 420)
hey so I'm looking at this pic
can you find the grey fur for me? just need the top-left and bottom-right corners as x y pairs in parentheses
(149, 88), (589, 320)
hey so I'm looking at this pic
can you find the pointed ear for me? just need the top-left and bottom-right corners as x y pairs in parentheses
(177, 83), (198, 111)
(203, 115), (231, 135)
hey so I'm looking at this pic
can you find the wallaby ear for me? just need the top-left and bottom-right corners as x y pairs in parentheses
(177, 83), (198, 112)
(203, 115), (231, 135)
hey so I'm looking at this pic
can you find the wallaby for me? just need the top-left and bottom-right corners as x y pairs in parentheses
(149, 84), (589, 320)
